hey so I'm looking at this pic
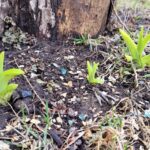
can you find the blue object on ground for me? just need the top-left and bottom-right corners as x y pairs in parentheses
(79, 114), (87, 121)
(60, 67), (68, 76)
(144, 109), (150, 118)
(20, 90), (33, 98)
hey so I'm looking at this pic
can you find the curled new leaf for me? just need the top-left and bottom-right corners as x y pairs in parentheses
(87, 61), (104, 85)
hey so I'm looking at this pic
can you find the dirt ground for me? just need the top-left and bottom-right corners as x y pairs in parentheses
(0, 1), (150, 150)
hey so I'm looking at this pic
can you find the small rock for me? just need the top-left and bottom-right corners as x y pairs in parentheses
(0, 141), (10, 150)
(52, 63), (60, 68)
(70, 96), (77, 102)
(31, 64), (37, 72)
(63, 81), (73, 87)
(30, 72), (38, 78)
(108, 82), (113, 87)
(56, 117), (63, 124)
(52, 119), (56, 123)
(76, 139), (82, 146)
(36, 79), (47, 86)
(55, 125), (61, 129)
(61, 93), (67, 98)
(19, 90), (33, 99)
(68, 108), (77, 117)
(30, 118), (41, 125)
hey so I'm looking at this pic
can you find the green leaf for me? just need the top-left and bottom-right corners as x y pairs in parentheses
(0, 73), (9, 92)
(0, 84), (18, 105)
(0, 51), (4, 73)
(141, 55), (150, 66)
(125, 54), (132, 62)
(94, 77), (104, 84)
(87, 61), (104, 84)
(92, 62), (99, 77)
(137, 27), (144, 56)
(0, 69), (24, 93)
(142, 33), (150, 53)
(87, 61), (92, 81)
(120, 29), (138, 60)
(3, 68), (24, 77)
(0, 51), (24, 105)
(137, 27), (150, 56)
(1, 84), (18, 95)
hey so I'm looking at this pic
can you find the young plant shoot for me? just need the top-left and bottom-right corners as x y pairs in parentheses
(0, 51), (24, 105)
(87, 61), (104, 84)
(73, 34), (88, 45)
(120, 27), (150, 68)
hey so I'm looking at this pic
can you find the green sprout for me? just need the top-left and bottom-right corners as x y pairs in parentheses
(120, 27), (150, 68)
(87, 61), (104, 84)
(0, 51), (24, 105)
(44, 101), (52, 127)
(73, 34), (88, 45)
(73, 34), (102, 47)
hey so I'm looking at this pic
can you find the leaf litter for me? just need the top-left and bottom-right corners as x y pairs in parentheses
(0, 2), (150, 150)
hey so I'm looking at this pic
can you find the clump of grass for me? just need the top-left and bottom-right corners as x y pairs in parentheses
(73, 34), (102, 48)
(73, 34), (88, 45)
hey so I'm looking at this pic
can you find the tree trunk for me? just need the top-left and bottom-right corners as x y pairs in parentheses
(0, 0), (112, 40)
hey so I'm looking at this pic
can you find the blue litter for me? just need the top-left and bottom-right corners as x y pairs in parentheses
(60, 67), (68, 76)
(144, 110), (150, 118)
(79, 114), (87, 121)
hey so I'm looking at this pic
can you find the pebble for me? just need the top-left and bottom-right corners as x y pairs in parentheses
(30, 72), (38, 78)
(55, 125), (61, 129)
(76, 139), (82, 146)
(69, 127), (77, 133)
(19, 90), (33, 98)
(68, 108), (78, 117)
(36, 79), (47, 86)
(70, 96), (77, 102)
(56, 117), (63, 124)
(0, 141), (10, 150)
(52, 119), (56, 123)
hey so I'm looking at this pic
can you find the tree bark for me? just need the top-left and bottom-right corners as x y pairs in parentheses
(0, 0), (112, 40)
